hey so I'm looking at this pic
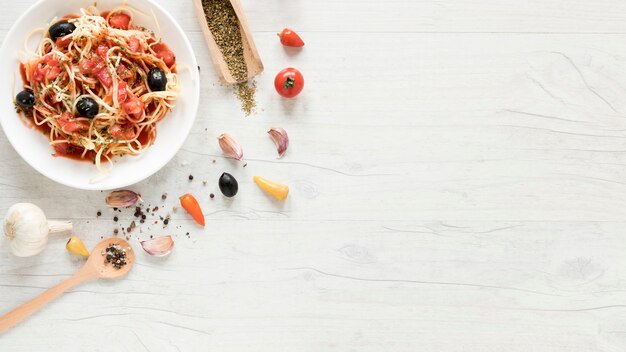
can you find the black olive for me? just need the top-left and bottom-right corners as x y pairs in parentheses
(219, 172), (238, 198)
(49, 21), (76, 42)
(15, 90), (35, 109)
(147, 68), (167, 91)
(76, 97), (99, 117)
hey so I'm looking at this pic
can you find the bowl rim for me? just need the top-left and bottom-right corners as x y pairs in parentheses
(0, 0), (200, 191)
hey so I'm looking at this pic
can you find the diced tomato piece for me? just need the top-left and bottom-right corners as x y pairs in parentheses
(117, 64), (134, 81)
(151, 43), (167, 53)
(58, 112), (89, 133)
(96, 45), (109, 58)
(117, 81), (128, 103)
(122, 96), (144, 118)
(128, 36), (140, 53)
(33, 66), (46, 82)
(55, 36), (72, 47)
(157, 50), (175, 67)
(109, 124), (123, 139)
(46, 66), (61, 81)
(79, 57), (96, 74)
(64, 120), (90, 133)
(109, 13), (131, 30)
(109, 123), (136, 140)
(58, 112), (72, 123)
(97, 69), (112, 87)
(93, 58), (107, 73)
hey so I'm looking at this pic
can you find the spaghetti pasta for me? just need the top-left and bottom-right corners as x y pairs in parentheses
(14, 5), (179, 171)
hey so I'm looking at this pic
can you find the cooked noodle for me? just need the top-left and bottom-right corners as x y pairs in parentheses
(16, 5), (179, 171)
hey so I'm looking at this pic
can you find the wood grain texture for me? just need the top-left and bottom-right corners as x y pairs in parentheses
(2, 0), (626, 350)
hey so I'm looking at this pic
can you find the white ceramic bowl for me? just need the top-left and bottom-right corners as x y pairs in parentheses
(0, 0), (199, 190)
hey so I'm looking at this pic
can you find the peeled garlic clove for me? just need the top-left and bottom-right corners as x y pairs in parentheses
(106, 190), (142, 208)
(218, 133), (243, 160)
(268, 127), (289, 158)
(66, 236), (90, 257)
(140, 235), (174, 257)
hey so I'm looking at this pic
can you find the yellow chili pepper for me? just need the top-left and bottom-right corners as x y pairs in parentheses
(66, 236), (90, 257)
(253, 176), (289, 201)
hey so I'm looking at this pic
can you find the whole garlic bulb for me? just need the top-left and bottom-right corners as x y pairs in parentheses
(4, 203), (72, 257)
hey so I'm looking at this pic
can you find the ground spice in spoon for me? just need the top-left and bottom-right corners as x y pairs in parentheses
(201, 0), (257, 115)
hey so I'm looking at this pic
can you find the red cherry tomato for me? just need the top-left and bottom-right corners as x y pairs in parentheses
(278, 28), (304, 47)
(179, 193), (205, 226)
(274, 68), (304, 98)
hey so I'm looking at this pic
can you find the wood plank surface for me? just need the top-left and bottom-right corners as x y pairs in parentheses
(2, 0), (626, 351)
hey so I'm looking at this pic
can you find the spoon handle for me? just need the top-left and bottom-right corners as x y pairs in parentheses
(0, 269), (93, 334)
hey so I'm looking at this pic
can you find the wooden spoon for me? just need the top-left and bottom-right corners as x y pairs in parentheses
(0, 238), (135, 334)
(192, 0), (264, 84)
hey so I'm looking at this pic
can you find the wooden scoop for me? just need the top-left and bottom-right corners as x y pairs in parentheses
(192, 0), (264, 84)
(0, 238), (135, 334)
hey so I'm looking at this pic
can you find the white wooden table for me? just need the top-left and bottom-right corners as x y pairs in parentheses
(2, 0), (626, 350)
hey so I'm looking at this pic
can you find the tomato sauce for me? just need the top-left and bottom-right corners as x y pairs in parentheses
(137, 128), (152, 146)
(52, 142), (96, 162)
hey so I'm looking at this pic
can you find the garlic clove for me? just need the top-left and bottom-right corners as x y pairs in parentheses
(140, 235), (174, 257)
(105, 190), (142, 208)
(267, 127), (289, 158)
(218, 133), (243, 160)
(66, 236), (90, 257)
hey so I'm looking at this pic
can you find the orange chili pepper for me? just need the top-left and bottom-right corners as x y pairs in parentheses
(179, 193), (205, 226)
